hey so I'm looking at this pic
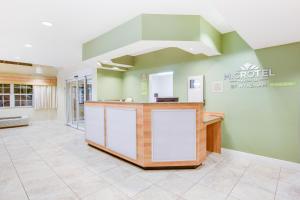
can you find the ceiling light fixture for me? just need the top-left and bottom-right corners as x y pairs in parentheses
(41, 21), (53, 27)
(24, 44), (32, 48)
(15, 56), (21, 59)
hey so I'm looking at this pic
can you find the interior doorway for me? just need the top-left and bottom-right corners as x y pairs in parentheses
(66, 76), (92, 130)
(149, 72), (173, 102)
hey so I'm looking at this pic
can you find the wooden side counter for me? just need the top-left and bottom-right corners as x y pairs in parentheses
(204, 112), (224, 153)
(85, 101), (222, 169)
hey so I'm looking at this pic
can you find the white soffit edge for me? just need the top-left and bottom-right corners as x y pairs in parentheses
(84, 40), (220, 67)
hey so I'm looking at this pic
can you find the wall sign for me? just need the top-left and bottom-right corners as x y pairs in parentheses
(224, 63), (275, 89)
(188, 75), (204, 102)
(212, 81), (223, 93)
(140, 73), (148, 96)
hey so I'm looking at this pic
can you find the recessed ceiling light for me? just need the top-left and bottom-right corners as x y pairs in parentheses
(24, 44), (32, 48)
(41, 21), (53, 27)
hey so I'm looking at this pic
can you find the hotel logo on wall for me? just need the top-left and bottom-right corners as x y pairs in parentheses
(224, 63), (275, 89)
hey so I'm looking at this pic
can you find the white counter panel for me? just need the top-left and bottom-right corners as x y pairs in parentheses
(85, 106), (105, 145)
(152, 109), (196, 162)
(106, 107), (137, 160)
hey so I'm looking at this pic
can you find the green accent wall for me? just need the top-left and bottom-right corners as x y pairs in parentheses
(142, 14), (200, 41)
(97, 69), (123, 100)
(83, 16), (143, 60)
(121, 32), (300, 163)
(82, 14), (221, 61)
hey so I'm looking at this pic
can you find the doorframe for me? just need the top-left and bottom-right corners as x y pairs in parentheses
(148, 71), (174, 102)
(65, 75), (91, 130)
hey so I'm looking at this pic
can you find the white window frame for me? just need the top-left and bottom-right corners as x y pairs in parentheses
(13, 84), (33, 108)
(0, 83), (12, 108)
(0, 83), (33, 109)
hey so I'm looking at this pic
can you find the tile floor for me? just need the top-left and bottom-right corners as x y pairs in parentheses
(0, 121), (299, 200)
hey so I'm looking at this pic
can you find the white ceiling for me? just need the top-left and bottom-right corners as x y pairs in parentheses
(0, 0), (232, 68)
(0, 0), (299, 69)
(213, 0), (300, 49)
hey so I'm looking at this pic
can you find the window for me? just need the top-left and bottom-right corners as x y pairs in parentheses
(0, 84), (11, 108)
(14, 84), (33, 107)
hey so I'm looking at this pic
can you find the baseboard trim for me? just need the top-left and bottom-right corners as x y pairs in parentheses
(221, 148), (300, 170)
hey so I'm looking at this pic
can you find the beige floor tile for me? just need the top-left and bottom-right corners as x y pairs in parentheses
(172, 163), (216, 183)
(82, 186), (130, 200)
(87, 157), (119, 173)
(220, 157), (251, 169)
(0, 172), (28, 200)
(183, 184), (227, 200)
(1, 122), (299, 200)
(246, 163), (280, 179)
(13, 158), (50, 174)
(198, 165), (243, 194)
(28, 188), (78, 200)
(275, 181), (300, 200)
(226, 195), (241, 200)
(53, 164), (94, 179)
(231, 181), (274, 200)
(133, 185), (178, 200)
(239, 172), (278, 193)
(279, 167), (300, 185)
(63, 172), (110, 198)
(137, 170), (170, 184)
(24, 176), (76, 200)
(0, 157), (12, 168)
(0, 164), (15, 180)
(156, 174), (196, 195)
(100, 165), (137, 184)
(206, 152), (224, 164)
(6, 147), (40, 161)
(19, 171), (58, 188)
(114, 175), (152, 197)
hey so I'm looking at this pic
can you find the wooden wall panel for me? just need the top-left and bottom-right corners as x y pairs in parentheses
(0, 73), (57, 86)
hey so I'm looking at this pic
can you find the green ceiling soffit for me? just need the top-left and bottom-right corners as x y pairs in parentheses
(82, 14), (221, 61)
(112, 55), (134, 66)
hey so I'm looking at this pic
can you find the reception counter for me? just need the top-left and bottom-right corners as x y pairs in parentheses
(85, 101), (222, 168)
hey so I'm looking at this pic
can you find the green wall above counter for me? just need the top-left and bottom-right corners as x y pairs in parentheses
(97, 69), (123, 101)
(97, 31), (300, 163)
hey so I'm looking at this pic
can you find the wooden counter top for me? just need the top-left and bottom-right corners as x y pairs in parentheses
(204, 115), (223, 125)
(86, 101), (203, 105)
(204, 113), (224, 154)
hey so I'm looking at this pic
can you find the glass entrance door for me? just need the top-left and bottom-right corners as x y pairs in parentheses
(66, 80), (78, 128)
(77, 78), (85, 130)
(66, 76), (92, 130)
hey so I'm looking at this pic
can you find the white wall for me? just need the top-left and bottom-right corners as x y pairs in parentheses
(56, 71), (66, 122)
(56, 65), (98, 123)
